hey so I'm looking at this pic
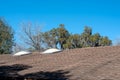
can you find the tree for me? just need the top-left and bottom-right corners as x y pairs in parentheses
(42, 24), (70, 50)
(90, 33), (101, 47)
(42, 28), (58, 49)
(63, 34), (73, 49)
(83, 26), (92, 36)
(57, 24), (70, 49)
(19, 22), (43, 51)
(18, 23), (112, 51)
(81, 26), (92, 47)
(99, 36), (112, 46)
(0, 19), (14, 54)
(80, 26), (112, 47)
(64, 34), (81, 49)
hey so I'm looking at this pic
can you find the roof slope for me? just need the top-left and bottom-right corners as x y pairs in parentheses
(0, 46), (120, 80)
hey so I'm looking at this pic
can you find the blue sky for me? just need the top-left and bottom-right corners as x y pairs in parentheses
(0, 0), (120, 45)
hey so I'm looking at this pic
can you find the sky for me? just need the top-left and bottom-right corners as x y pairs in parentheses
(0, 0), (120, 45)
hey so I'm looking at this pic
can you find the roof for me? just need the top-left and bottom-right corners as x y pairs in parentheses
(0, 46), (120, 80)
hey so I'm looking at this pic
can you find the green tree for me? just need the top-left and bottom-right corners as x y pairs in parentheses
(41, 25), (112, 50)
(99, 36), (112, 46)
(0, 19), (14, 54)
(81, 26), (92, 47)
(83, 26), (92, 35)
(43, 24), (70, 49)
(63, 34), (73, 49)
(80, 26), (112, 47)
(42, 28), (58, 49)
(65, 34), (81, 49)
(90, 33), (101, 47)
(57, 24), (70, 49)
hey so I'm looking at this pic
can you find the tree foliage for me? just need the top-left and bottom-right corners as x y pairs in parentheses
(18, 23), (112, 51)
(42, 24), (70, 49)
(90, 33), (101, 47)
(57, 24), (70, 49)
(0, 17), (112, 54)
(99, 36), (112, 46)
(42, 28), (58, 48)
(0, 19), (14, 54)
(42, 25), (112, 50)
(81, 26), (92, 47)
(80, 26), (112, 47)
